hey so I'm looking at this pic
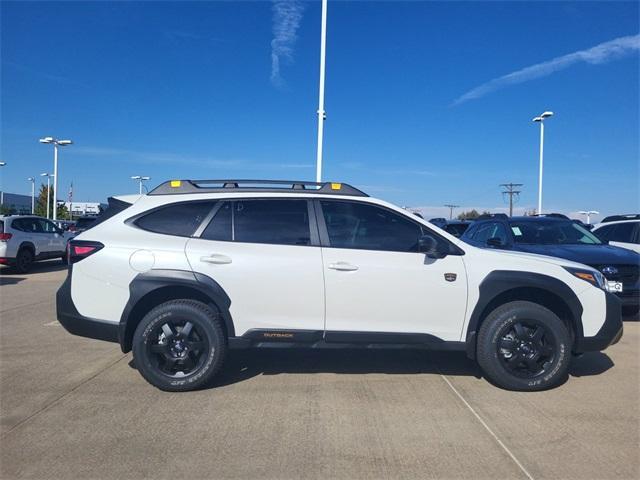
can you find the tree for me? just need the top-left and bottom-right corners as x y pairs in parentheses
(33, 183), (71, 219)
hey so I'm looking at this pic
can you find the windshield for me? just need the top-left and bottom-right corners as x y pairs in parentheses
(511, 220), (602, 245)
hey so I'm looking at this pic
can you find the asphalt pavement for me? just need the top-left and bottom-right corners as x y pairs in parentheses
(1, 261), (638, 479)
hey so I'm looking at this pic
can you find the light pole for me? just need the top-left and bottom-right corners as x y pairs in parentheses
(315, 0), (328, 182)
(39, 136), (73, 220)
(41, 173), (53, 219)
(131, 175), (151, 195)
(0, 162), (6, 207)
(532, 111), (553, 214)
(578, 210), (599, 225)
(27, 177), (35, 214)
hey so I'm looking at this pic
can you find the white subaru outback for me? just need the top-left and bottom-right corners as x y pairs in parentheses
(57, 180), (623, 392)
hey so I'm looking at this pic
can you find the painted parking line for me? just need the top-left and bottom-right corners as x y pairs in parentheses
(440, 374), (535, 480)
(43, 321), (60, 327)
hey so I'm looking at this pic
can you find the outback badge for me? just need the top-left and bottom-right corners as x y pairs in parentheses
(444, 273), (457, 282)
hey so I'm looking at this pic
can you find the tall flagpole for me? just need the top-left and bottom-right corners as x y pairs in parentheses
(315, 0), (328, 183)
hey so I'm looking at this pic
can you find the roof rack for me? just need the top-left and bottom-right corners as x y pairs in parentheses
(148, 179), (368, 197)
(601, 214), (640, 223)
(476, 213), (509, 220)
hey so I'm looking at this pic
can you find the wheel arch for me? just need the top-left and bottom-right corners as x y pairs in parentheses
(18, 241), (36, 255)
(119, 269), (234, 353)
(465, 271), (583, 359)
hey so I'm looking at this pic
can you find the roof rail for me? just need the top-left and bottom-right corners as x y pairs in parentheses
(148, 179), (368, 197)
(601, 214), (640, 223)
(475, 213), (509, 220)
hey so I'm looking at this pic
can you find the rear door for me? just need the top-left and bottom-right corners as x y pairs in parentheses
(185, 198), (325, 337)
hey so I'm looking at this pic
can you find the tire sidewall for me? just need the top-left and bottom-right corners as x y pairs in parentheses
(133, 302), (225, 391)
(16, 249), (33, 273)
(478, 302), (571, 391)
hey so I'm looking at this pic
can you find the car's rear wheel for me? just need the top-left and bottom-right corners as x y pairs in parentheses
(476, 301), (571, 391)
(15, 248), (34, 273)
(132, 299), (226, 392)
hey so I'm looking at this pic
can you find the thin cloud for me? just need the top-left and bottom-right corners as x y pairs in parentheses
(270, 0), (305, 87)
(453, 34), (640, 105)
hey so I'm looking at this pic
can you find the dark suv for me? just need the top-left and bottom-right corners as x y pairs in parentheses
(461, 214), (640, 314)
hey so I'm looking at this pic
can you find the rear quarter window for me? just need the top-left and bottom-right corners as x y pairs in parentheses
(135, 201), (216, 237)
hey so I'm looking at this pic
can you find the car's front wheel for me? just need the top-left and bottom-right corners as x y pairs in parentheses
(476, 301), (571, 391)
(132, 299), (227, 392)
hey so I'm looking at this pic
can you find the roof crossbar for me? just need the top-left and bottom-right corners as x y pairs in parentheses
(148, 179), (368, 197)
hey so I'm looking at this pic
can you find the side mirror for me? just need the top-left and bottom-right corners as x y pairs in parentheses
(486, 237), (505, 247)
(419, 234), (447, 259)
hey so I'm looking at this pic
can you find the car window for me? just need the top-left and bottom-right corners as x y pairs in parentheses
(511, 220), (602, 245)
(201, 202), (232, 241)
(233, 200), (311, 246)
(135, 201), (216, 237)
(321, 201), (421, 252)
(594, 224), (615, 241)
(38, 219), (58, 233)
(75, 217), (97, 229)
(14, 218), (40, 233)
(473, 222), (506, 243)
(605, 222), (638, 243)
(445, 223), (469, 238)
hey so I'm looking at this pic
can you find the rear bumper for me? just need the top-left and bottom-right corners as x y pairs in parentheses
(574, 291), (623, 352)
(56, 270), (119, 343)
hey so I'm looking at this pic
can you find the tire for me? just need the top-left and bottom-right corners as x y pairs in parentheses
(61, 255), (68, 265)
(15, 248), (34, 274)
(476, 301), (571, 391)
(132, 299), (227, 392)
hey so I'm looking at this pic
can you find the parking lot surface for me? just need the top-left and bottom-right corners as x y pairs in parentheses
(1, 262), (638, 479)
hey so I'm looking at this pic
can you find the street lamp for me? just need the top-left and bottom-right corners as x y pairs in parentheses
(131, 175), (151, 195)
(578, 210), (599, 225)
(40, 173), (54, 219)
(27, 177), (35, 214)
(532, 111), (553, 215)
(315, 0), (328, 182)
(0, 162), (5, 207)
(39, 136), (73, 220)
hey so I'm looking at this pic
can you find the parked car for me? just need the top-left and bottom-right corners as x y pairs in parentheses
(592, 214), (640, 254)
(443, 220), (473, 238)
(70, 215), (98, 234)
(58, 179), (623, 392)
(429, 217), (447, 228)
(0, 215), (72, 272)
(461, 214), (640, 315)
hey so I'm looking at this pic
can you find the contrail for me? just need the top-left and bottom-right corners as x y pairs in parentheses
(453, 34), (640, 105)
(270, 0), (305, 87)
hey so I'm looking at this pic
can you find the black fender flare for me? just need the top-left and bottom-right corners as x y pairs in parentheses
(118, 269), (234, 352)
(465, 271), (583, 359)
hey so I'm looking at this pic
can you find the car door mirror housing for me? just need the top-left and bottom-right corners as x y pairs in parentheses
(486, 237), (505, 247)
(419, 234), (447, 259)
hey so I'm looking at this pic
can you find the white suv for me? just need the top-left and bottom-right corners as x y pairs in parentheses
(592, 215), (640, 253)
(1, 215), (71, 272)
(57, 180), (623, 392)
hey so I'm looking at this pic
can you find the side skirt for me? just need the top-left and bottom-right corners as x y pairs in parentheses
(228, 329), (466, 351)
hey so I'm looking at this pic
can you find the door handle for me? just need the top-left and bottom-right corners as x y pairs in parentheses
(328, 262), (359, 271)
(200, 254), (232, 265)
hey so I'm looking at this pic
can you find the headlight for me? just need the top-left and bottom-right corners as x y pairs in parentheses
(564, 267), (606, 290)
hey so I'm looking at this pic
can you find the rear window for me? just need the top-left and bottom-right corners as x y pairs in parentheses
(135, 201), (215, 237)
(75, 217), (97, 229)
(201, 199), (311, 246)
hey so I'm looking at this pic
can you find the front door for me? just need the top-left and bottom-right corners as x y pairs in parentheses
(185, 199), (325, 337)
(317, 200), (468, 342)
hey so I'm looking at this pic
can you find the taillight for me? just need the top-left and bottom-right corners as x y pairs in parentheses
(68, 240), (104, 263)
(0, 233), (12, 241)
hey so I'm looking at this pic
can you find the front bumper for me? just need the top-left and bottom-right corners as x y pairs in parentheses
(574, 291), (623, 352)
(56, 270), (119, 343)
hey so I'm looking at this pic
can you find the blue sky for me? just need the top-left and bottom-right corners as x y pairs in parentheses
(1, 1), (638, 220)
